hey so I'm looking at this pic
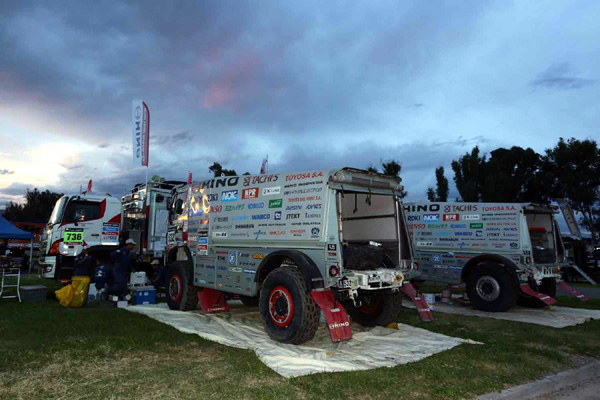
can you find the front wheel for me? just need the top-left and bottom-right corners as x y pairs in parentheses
(466, 262), (518, 312)
(166, 262), (198, 311)
(259, 266), (319, 344)
(342, 290), (402, 327)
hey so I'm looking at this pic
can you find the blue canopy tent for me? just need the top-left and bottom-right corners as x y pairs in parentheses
(0, 216), (34, 272)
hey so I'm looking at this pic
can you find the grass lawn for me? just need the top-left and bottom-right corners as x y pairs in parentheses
(1, 277), (599, 400)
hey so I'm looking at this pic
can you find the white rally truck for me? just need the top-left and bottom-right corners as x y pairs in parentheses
(405, 202), (588, 311)
(164, 168), (430, 345)
(120, 178), (185, 262)
(40, 193), (122, 280)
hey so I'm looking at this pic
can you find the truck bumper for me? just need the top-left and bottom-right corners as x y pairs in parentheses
(338, 268), (405, 291)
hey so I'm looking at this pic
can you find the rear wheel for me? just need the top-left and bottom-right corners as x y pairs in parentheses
(518, 278), (556, 308)
(466, 262), (518, 312)
(342, 290), (402, 327)
(166, 262), (198, 311)
(259, 266), (319, 344)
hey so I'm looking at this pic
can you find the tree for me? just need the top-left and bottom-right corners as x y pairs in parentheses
(543, 137), (600, 241)
(427, 166), (449, 202)
(366, 165), (379, 173)
(451, 146), (486, 202)
(3, 189), (63, 221)
(481, 147), (550, 203)
(208, 162), (237, 177)
(381, 160), (407, 198)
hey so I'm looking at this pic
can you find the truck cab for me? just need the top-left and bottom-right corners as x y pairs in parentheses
(40, 193), (121, 280)
(163, 168), (427, 344)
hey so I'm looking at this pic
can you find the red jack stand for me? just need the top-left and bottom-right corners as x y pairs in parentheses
(197, 288), (230, 314)
(519, 284), (557, 306)
(310, 289), (352, 342)
(400, 282), (433, 322)
(558, 282), (589, 301)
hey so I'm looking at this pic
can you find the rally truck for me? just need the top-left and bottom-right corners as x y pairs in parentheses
(40, 193), (122, 280)
(164, 168), (431, 345)
(404, 202), (588, 312)
(120, 178), (185, 266)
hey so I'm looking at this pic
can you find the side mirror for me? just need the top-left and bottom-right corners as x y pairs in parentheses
(175, 199), (184, 214)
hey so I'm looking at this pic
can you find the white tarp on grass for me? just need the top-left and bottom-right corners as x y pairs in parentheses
(127, 302), (478, 378)
(404, 301), (600, 328)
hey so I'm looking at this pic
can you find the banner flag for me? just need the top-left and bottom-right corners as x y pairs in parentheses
(87, 180), (92, 193)
(132, 100), (150, 167)
(556, 199), (582, 238)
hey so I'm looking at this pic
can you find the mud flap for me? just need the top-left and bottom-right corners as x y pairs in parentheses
(557, 282), (589, 301)
(519, 283), (557, 306)
(197, 288), (230, 314)
(310, 289), (352, 342)
(400, 282), (433, 322)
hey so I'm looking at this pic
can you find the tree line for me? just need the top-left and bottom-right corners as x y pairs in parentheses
(3, 138), (599, 240)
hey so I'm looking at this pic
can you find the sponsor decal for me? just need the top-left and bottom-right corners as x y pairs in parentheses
(487, 233), (500, 237)
(407, 215), (420, 221)
(235, 224), (254, 229)
(262, 186), (281, 196)
(221, 190), (238, 202)
(443, 214), (460, 221)
(284, 187), (323, 196)
(327, 244), (337, 251)
(238, 253), (250, 258)
(214, 217), (228, 222)
(417, 242), (434, 247)
(328, 321), (350, 329)
(274, 211), (282, 220)
(427, 223), (448, 229)
(244, 269), (257, 274)
(433, 255), (441, 263)
(305, 212), (321, 219)
(213, 231), (227, 238)
(268, 199), (283, 208)
(450, 224), (467, 228)
(482, 205), (517, 212)
(455, 231), (473, 236)
(225, 204), (245, 212)
(285, 171), (324, 181)
(423, 214), (440, 222)
(407, 223), (426, 230)
(243, 174), (279, 187)
(200, 219), (209, 225)
(200, 176), (240, 189)
(252, 253), (263, 259)
(287, 213), (301, 220)
(206, 193), (218, 202)
(269, 230), (286, 236)
(286, 205), (302, 211)
(311, 227), (320, 237)
(476, 231), (483, 237)
(404, 204), (441, 212)
(248, 202), (264, 209)
(290, 229), (306, 236)
(470, 223), (483, 229)
(252, 214), (270, 220)
(242, 188), (259, 199)
(462, 214), (480, 221)
(231, 215), (248, 221)
(288, 196), (321, 202)
(510, 242), (518, 248)
(306, 204), (322, 210)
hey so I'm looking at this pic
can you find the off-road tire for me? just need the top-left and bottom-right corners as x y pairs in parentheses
(166, 262), (198, 311)
(466, 262), (518, 312)
(342, 290), (402, 327)
(518, 278), (557, 309)
(259, 266), (319, 344)
(240, 296), (259, 307)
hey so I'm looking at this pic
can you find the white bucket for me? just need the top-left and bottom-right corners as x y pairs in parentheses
(424, 293), (436, 311)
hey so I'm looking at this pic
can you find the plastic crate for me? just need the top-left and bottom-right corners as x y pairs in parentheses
(20, 285), (47, 303)
(132, 286), (156, 305)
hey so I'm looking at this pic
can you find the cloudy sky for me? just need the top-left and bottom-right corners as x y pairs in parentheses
(1, 0), (598, 205)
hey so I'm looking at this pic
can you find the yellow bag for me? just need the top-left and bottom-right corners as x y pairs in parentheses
(55, 284), (74, 307)
(55, 276), (90, 308)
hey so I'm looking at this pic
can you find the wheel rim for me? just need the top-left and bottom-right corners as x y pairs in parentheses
(359, 294), (382, 314)
(169, 274), (183, 302)
(268, 286), (294, 327)
(476, 275), (500, 301)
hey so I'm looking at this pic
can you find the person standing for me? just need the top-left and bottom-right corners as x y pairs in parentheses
(106, 239), (136, 298)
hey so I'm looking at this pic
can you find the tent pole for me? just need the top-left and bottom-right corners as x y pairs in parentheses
(29, 239), (33, 274)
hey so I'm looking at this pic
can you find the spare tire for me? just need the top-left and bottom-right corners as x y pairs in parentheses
(344, 245), (385, 271)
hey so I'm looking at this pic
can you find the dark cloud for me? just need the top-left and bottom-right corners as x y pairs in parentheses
(531, 63), (595, 90)
(0, 169), (15, 175)
(97, 143), (109, 149)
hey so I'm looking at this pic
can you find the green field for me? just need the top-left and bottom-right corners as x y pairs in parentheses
(1, 277), (599, 400)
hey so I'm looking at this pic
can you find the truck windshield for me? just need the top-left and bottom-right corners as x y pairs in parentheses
(49, 196), (68, 225)
(62, 200), (102, 223)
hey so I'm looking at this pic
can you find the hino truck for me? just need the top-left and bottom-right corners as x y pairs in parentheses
(404, 202), (588, 311)
(40, 193), (122, 280)
(164, 168), (431, 345)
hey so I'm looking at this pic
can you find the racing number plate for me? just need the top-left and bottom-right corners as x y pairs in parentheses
(64, 228), (84, 245)
(337, 277), (357, 289)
